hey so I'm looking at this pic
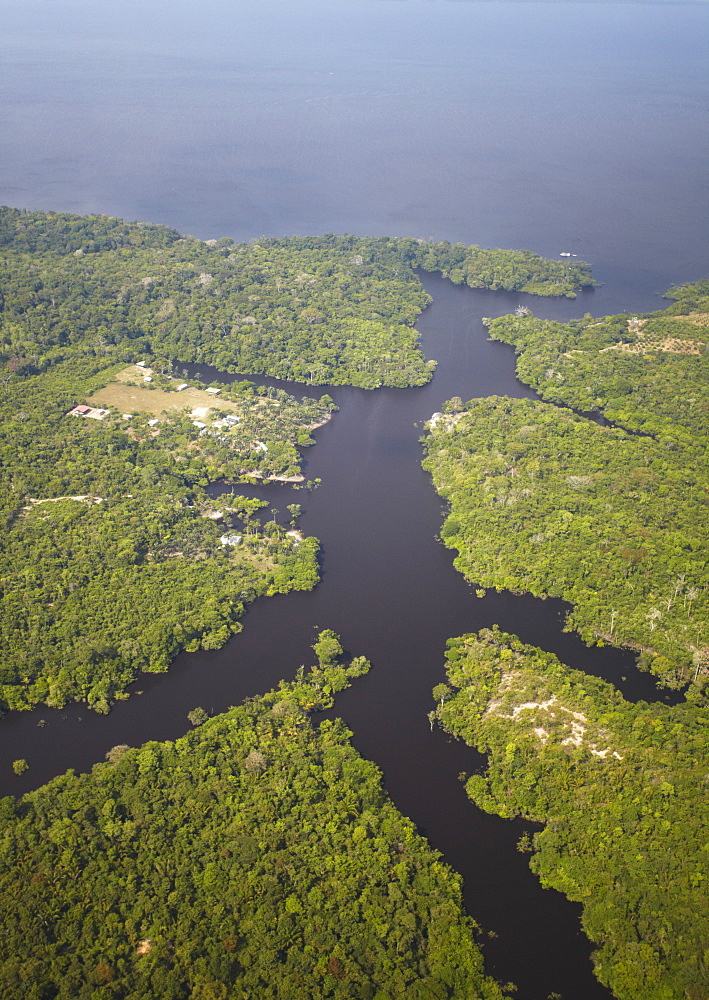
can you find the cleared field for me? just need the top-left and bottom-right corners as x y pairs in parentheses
(88, 366), (239, 419)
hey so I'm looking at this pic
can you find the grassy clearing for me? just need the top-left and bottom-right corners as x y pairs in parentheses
(88, 365), (240, 419)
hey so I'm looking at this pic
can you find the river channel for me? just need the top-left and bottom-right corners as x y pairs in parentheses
(0, 272), (682, 997)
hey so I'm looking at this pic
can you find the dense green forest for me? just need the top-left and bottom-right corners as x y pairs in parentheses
(485, 278), (709, 446)
(0, 636), (505, 1000)
(0, 206), (593, 389)
(0, 351), (322, 714)
(433, 628), (709, 1000)
(411, 239), (593, 299)
(0, 207), (595, 715)
(423, 280), (709, 697)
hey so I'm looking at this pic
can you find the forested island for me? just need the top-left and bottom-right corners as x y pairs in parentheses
(0, 634), (505, 1000)
(423, 279), (709, 699)
(433, 629), (708, 1000)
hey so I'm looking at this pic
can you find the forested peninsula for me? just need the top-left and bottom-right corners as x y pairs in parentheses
(0, 207), (592, 716)
(0, 349), (322, 714)
(423, 279), (709, 698)
(0, 636), (505, 1000)
(433, 629), (708, 1000)
(0, 206), (593, 387)
(424, 277), (709, 999)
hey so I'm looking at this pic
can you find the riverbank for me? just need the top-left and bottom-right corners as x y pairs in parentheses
(1, 274), (668, 999)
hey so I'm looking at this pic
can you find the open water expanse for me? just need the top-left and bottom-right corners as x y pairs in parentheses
(1, 1), (707, 997)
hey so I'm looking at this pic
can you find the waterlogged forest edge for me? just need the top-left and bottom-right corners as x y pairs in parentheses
(0, 207), (592, 716)
(0, 633), (507, 1000)
(423, 278), (709, 999)
(433, 628), (708, 1000)
(423, 279), (709, 699)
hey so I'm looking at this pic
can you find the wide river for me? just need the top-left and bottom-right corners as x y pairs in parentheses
(1, 1), (707, 997)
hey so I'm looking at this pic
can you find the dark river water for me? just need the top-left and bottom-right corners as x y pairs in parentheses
(0, 273), (682, 999)
(1, 0), (707, 996)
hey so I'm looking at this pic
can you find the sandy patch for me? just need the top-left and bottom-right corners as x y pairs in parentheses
(24, 495), (103, 508)
(490, 689), (623, 758)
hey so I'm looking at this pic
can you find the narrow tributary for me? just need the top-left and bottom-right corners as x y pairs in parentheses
(1, 274), (678, 999)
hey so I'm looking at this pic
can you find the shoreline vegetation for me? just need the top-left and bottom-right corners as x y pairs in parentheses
(0, 206), (593, 387)
(0, 634), (506, 1000)
(0, 206), (591, 717)
(433, 629), (708, 1000)
(0, 347), (326, 715)
(423, 278), (709, 700)
(424, 278), (708, 998)
(2, 206), (706, 998)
